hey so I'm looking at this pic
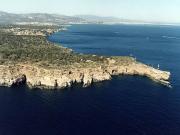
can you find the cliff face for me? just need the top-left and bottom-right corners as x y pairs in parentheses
(0, 59), (171, 89)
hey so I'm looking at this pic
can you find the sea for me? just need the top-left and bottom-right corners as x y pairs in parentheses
(0, 24), (180, 135)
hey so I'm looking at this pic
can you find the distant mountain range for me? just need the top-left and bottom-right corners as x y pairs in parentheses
(0, 11), (85, 25)
(0, 11), (179, 25)
(75, 15), (142, 24)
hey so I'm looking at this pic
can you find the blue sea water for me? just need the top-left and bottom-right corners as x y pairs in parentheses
(0, 24), (180, 135)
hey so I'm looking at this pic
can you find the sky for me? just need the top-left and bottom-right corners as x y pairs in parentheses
(0, 0), (180, 23)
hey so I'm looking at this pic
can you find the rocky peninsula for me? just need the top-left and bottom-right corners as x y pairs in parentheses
(0, 25), (171, 89)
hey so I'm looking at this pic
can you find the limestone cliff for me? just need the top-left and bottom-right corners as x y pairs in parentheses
(0, 58), (170, 89)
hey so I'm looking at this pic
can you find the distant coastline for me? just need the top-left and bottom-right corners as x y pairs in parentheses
(0, 11), (179, 26)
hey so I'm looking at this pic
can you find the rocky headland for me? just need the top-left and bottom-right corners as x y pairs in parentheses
(0, 25), (171, 89)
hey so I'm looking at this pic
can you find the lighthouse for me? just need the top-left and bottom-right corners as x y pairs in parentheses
(158, 64), (160, 69)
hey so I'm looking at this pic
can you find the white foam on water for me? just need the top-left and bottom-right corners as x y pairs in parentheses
(162, 36), (180, 40)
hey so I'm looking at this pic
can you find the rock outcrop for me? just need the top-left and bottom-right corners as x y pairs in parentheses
(12, 74), (26, 86)
(0, 59), (171, 89)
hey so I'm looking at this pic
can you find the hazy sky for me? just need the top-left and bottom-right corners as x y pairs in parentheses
(0, 0), (180, 23)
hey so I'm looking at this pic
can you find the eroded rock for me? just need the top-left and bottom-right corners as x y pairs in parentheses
(12, 74), (26, 87)
(0, 60), (171, 90)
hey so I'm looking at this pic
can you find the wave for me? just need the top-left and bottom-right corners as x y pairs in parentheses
(162, 36), (180, 40)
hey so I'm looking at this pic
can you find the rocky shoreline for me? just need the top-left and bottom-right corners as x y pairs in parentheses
(0, 59), (171, 89)
(0, 25), (171, 89)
